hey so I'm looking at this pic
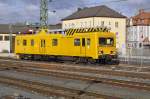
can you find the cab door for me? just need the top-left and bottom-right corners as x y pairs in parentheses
(39, 39), (46, 54)
(80, 38), (86, 57)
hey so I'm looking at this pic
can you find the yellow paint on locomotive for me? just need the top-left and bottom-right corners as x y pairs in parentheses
(15, 29), (117, 59)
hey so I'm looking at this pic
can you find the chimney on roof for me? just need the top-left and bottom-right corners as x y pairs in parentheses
(77, 8), (82, 11)
(139, 9), (144, 14)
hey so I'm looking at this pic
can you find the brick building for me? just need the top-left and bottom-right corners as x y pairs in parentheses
(132, 9), (150, 26)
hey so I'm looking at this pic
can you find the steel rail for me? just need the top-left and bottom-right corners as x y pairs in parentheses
(0, 75), (120, 99)
(14, 67), (150, 91)
(0, 59), (150, 80)
(0, 59), (150, 91)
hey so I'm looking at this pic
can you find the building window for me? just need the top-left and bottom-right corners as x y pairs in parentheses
(109, 22), (111, 25)
(81, 22), (83, 27)
(141, 19), (144, 24)
(0, 36), (3, 41)
(84, 22), (87, 27)
(52, 39), (58, 46)
(69, 23), (71, 28)
(72, 23), (75, 28)
(139, 43), (142, 48)
(31, 39), (34, 46)
(89, 21), (92, 27)
(98, 21), (101, 26)
(4, 36), (9, 41)
(101, 21), (104, 26)
(115, 22), (119, 28)
(65, 24), (67, 28)
(74, 38), (80, 46)
(23, 40), (27, 46)
(87, 38), (91, 46)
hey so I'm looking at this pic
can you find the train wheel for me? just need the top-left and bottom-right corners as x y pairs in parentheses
(99, 59), (106, 64)
(19, 54), (24, 60)
(114, 60), (120, 65)
(76, 57), (87, 64)
(87, 58), (96, 64)
(111, 59), (120, 65)
(72, 57), (79, 64)
(106, 59), (113, 65)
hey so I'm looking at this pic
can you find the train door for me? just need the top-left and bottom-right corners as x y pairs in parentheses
(39, 39), (46, 54)
(80, 38), (86, 56)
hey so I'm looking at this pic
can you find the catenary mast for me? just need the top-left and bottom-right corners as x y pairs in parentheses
(40, 0), (48, 29)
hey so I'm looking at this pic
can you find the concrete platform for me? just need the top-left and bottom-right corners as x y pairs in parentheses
(0, 53), (17, 59)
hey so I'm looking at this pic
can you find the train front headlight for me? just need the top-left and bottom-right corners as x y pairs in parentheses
(99, 49), (103, 54)
(110, 51), (116, 54)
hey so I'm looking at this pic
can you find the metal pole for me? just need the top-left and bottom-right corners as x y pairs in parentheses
(40, 0), (48, 29)
(9, 24), (12, 53)
(140, 43), (143, 70)
(128, 47), (130, 65)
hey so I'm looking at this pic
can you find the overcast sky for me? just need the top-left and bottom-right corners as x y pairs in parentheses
(0, 0), (149, 24)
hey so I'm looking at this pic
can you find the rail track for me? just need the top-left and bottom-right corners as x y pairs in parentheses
(0, 58), (150, 80)
(13, 67), (150, 91)
(1, 57), (150, 72)
(0, 58), (150, 98)
(0, 75), (120, 99)
(0, 59), (150, 90)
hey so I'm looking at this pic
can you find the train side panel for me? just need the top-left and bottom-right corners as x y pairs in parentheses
(15, 30), (117, 60)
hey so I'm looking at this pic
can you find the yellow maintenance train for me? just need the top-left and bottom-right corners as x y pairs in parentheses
(15, 27), (119, 64)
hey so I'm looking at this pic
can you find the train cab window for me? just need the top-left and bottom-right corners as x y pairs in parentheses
(4, 36), (9, 41)
(31, 39), (34, 46)
(87, 38), (90, 46)
(52, 39), (58, 46)
(99, 38), (114, 46)
(74, 38), (80, 46)
(23, 40), (27, 46)
(0, 36), (3, 41)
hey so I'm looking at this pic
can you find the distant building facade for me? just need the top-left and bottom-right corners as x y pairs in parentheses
(62, 5), (127, 55)
(127, 9), (150, 48)
(0, 33), (16, 53)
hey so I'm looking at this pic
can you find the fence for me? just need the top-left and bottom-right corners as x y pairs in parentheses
(119, 47), (150, 66)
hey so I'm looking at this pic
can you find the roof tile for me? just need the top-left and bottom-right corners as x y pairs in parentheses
(62, 5), (126, 20)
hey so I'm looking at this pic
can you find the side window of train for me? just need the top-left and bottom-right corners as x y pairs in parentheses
(87, 38), (90, 46)
(82, 38), (85, 47)
(43, 40), (45, 47)
(31, 39), (34, 46)
(52, 39), (58, 46)
(23, 40), (27, 46)
(74, 38), (80, 46)
(41, 40), (45, 47)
